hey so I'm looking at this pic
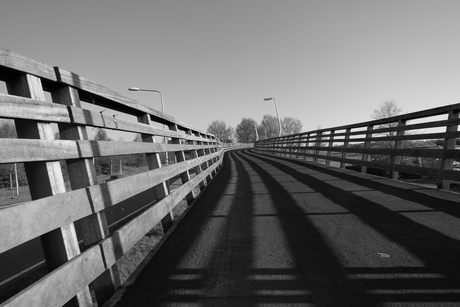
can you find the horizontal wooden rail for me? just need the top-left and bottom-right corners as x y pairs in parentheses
(0, 48), (224, 307)
(0, 139), (217, 163)
(255, 103), (460, 191)
(0, 94), (215, 142)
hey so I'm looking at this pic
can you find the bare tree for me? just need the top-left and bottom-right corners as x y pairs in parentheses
(371, 99), (403, 138)
(371, 99), (402, 122)
(371, 99), (403, 156)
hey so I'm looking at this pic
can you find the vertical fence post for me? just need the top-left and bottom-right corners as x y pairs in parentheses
(340, 128), (351, 168)
(437, 110), (460, 190)
(283, 136), (288, 157)
(7, 74), (93, 306)
(137, 114), (174, 232)
(361, 125), (374, 173)
(305, 133), (311, 160)
(52, 86), (120, 305)
(288, 136), (292, 158)
(289, 136), (295, 158)
(391, 120), (407, 180)
(282, 136), (286, 157)
(313, 132), (323, 163)
(326, 130), (335, 166)
(281, 137), (286, 157)
(296, 134), (303, 159)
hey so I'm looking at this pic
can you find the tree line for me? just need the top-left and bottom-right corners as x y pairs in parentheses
(206, 114), (303, 143)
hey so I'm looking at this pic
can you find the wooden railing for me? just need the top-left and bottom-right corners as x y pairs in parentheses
(255, 104), (460, 191)
(0, 49), (222, 306)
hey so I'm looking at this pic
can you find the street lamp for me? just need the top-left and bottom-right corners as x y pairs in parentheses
(129, 86), (168, 165)
(264, 97), (282, 137)
(128, 87), (164, 113)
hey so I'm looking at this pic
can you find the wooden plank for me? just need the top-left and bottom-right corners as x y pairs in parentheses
(100, 160), (219, 268)
(0, 138), (220, 163)
(336, 131), (460, 144)
(78, 140), (165, 158)
(77, 140), (215, 158)
(0, 48), (57, 81)
(88, 152), (219, 212)
(70, 107), (213, 142)
(1, 245), (105, 307)
(0, 189), (92, 254)
(0, 139), (79, 163)
(6, 73), (92, 306)
(0, 94), (71, 123)
(274, 146), (459, 162)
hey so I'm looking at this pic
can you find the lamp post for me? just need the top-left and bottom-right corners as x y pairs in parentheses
(263, 97), (282, 137)
(128, 87), (164, 113)
(129, 87), (168, 165)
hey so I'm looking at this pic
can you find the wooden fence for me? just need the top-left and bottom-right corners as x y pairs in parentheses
(0, 49), (222, 306)
(255, 103), (460, 191)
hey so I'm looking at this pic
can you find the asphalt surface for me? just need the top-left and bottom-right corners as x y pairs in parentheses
(117, 149), (460, 306)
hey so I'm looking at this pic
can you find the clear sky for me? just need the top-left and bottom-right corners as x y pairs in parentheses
(1, 0), (460, 134)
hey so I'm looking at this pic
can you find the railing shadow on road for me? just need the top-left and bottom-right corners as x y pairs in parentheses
(236, 150), (377, 306)
(245, 149), (460, 304)
(263, 151), (460, 222)
(116, 151), (237, 306)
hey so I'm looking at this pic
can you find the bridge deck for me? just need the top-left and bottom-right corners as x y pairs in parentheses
(116, 149), (460, 306)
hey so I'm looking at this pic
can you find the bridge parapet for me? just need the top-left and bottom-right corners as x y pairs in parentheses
(0, 49), (222, 306)
(255, 103), (460, 191)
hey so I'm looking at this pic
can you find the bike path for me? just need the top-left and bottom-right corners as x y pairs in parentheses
(116, 149), (460, 306)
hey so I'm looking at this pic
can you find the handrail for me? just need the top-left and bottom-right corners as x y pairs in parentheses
(0, 49), (223, 307)
(255, 104), (460, 191)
